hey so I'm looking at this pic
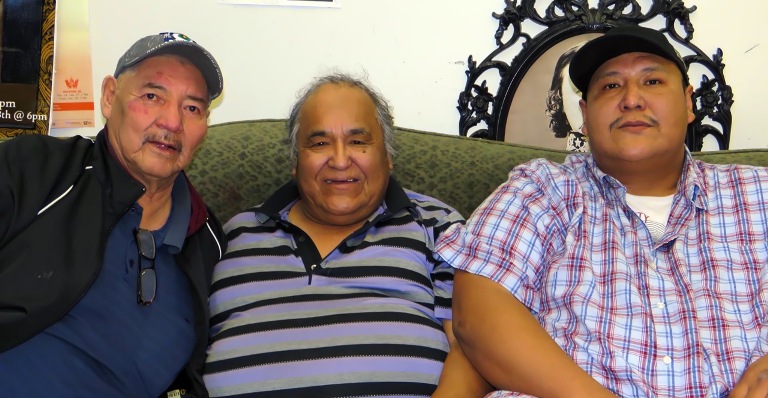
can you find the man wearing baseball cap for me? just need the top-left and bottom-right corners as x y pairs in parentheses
(437, 25), (768, 397)
(0, 32), (225, 398)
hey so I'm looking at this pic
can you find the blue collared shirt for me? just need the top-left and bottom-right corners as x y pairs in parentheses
(0, 174), (195, 398)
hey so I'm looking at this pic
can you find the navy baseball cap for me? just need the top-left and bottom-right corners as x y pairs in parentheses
(114, 32), (223, 100)
(569, 25), (688, 95)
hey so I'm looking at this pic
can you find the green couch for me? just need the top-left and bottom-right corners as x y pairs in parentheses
(188, 119), (768, 223)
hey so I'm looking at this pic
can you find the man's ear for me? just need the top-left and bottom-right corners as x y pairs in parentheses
(579, 98), (588, 136)
(101, 76), (117, 120)
(685, 84), (695, 124)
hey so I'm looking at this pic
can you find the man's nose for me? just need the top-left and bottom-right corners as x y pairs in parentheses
(328, 144), (351, 169)
(156, 103), (183, 133)
(620, 83), (646, 111)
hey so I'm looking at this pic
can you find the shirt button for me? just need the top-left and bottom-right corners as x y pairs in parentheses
(649, 262), (657, 271)
(310, 264), (317, 271)
(657, 302), (665, 309)
(663, 356), (672, 365)
(298, 236), (306, 242)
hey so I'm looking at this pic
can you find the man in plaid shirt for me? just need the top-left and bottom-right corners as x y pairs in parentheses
(436, 25), (768, 398)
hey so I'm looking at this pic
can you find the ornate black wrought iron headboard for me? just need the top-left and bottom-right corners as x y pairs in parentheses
(458, 0), (733, 151)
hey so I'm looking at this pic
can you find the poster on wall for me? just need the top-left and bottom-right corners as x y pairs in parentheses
(504, 33), (600, 152)
(50, 0), (94, 131)
(218, 0), (340, 8)
(0, 0), (56, 138)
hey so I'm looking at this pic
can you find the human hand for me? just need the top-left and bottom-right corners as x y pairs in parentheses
(729, 355), (768, 398)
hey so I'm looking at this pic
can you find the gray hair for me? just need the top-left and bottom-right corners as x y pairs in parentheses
(286, 73), (396, 165)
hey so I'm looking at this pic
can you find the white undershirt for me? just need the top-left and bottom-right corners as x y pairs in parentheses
(625, 193), (674, 243)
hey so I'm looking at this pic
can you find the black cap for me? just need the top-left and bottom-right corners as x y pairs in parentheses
(114, 32), (223, 100)
(569, 25), (688, 95)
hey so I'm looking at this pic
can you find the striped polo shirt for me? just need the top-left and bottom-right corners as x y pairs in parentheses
(204, 178), (463, 397)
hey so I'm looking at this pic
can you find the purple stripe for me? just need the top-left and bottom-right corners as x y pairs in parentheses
(209, 322), (447, 351)
(204, 356), (443, 387)
(214, 293), (435, 316)
(213, 255), (304, 273)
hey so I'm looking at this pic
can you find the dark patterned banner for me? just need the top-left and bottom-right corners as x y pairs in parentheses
(0, 0), (55, 138)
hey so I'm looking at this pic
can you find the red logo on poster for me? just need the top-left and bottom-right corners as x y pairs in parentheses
(65, 77), (79, 89)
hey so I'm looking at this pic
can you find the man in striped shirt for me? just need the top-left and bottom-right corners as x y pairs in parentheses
(203, 73), (490, 397)
(437, 26), (768, 397)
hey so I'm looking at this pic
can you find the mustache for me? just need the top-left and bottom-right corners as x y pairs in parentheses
(142, 132), (183, 152)
(609, 115), (658, 130)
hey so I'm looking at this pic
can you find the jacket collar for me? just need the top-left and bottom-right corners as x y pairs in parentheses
(95, 127), (209, 236)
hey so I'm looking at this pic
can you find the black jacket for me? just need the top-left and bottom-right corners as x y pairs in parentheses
(0, 129), (225, 397)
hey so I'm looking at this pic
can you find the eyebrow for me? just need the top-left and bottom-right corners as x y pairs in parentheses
(306, 128), (369, 139)
(593, 65), (666, 81)
(143, 82), (208, 105)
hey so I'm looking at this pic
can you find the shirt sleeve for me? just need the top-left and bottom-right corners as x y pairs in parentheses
(436, 160), (574, 313)
(748, 258), (768, 367)
(414, 194), (465, 321)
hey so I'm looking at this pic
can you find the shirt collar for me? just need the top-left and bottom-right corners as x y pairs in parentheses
(99, 127), (208, 236)
(677, 148), (708, 210)
(584, 148), (706, 209)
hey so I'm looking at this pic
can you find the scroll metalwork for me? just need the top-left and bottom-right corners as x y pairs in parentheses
(458, 0), (733, 151)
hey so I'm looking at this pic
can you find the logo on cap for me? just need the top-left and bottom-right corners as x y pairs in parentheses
(160, 32), (196, 44)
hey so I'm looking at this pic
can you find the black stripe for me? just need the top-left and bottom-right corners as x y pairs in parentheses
(434, 295), (452, 309)
(217, 381), (437, 398)
(319, 264), (432, 288)
(206, 344), (447, 373)
(374, 213), (417, 228)
(341, 236), (432, 259)
(222, 245), (295, 260)
(212, 295), (436, 326)
(213, 311), (442, 340)
(431, 269), (454, 283)
(211, 291), (390, 326)
(434, 220), (459, 237)
(211, 269), (304, 292)
(410, 199), (453, 212)
(226, 224), (280, 241)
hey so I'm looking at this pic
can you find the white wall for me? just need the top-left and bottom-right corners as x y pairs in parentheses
(52, 0), (767, 150)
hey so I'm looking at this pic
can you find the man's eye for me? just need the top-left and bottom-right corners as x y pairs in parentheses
(187, 105), (200, 114)
(351, 140), (366, 145)
(646, 79), (661, 85)
(144, 93), (157, 100)
(604, 83), (620, 90)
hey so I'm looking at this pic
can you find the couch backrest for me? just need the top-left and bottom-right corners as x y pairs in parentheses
(188, 119), (768, 222)
(189, 119), (572, 221)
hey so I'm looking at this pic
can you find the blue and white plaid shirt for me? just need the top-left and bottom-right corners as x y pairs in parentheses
(437, 151), (768, 398)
